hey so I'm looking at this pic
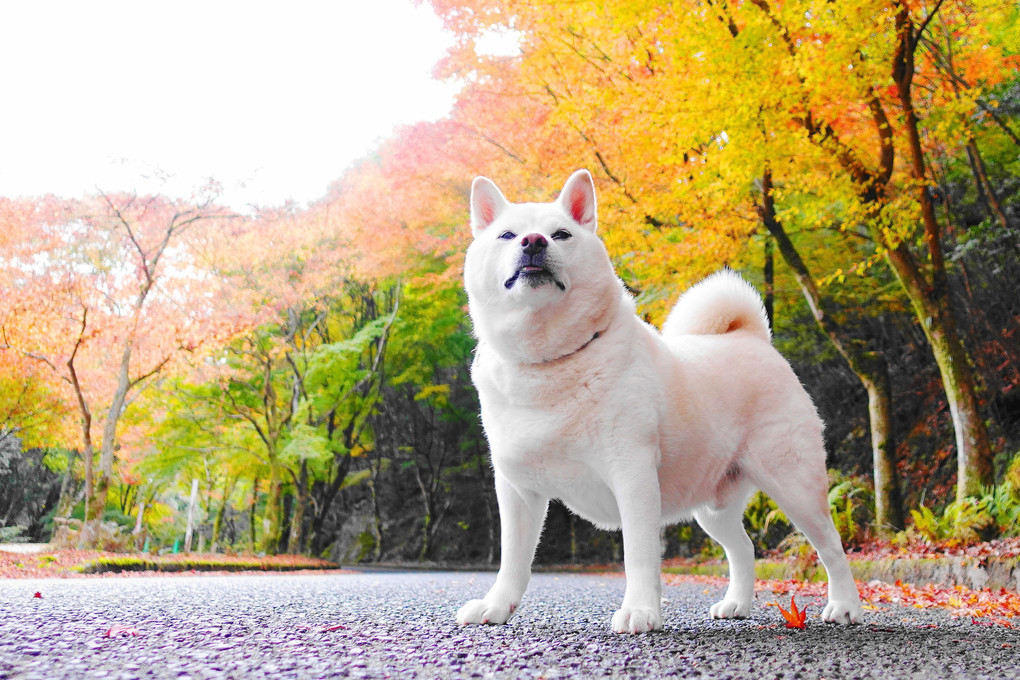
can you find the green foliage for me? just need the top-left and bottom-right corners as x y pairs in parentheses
(304, 315), (391, 397)
(744, 491), (789, 553)
(909, 501), (989, 544)
(827, 474), (874, 546)
(1005, 454), (1020, 496)
(75, 554), (335, 574)
(980, 485), (1020, 536)
(742, 473), (873, 554)
(354, 531), (376, 563)
(0, 525), (29, 543)
(386, 279), (474, 388)
(904, 485), (1020, 544)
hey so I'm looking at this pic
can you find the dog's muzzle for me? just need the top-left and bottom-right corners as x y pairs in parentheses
(504, 233), (565, 291)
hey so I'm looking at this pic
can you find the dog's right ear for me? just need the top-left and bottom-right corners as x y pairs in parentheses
(470, 176), (508, 236)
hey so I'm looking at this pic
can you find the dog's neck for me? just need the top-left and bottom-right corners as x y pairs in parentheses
(538, 329), (604, 365)
(474, 280), (629, 365)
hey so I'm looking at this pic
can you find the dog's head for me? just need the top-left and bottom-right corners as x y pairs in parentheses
(464, 170), (623, 363)
(465, 169), (606, 305)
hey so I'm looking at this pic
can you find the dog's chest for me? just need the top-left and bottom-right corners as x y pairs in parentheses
(485, 404), (622, 523)
(473, 354), (630, 523)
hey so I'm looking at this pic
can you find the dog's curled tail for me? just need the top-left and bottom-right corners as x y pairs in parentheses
(661, 270), (771, 342)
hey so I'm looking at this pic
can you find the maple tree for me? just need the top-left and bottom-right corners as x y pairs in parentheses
(2, 1), (1016, 569)
(0, 351), (69, 450)
(425, 0), (1019, 506)
(0, 189), (242, 546)
(134, 272), (397, 554)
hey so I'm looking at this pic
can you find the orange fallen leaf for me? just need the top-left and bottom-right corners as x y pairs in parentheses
(775, 595), (808, 629)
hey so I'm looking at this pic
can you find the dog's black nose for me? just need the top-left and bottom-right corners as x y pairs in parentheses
(521, 233), (547, 255)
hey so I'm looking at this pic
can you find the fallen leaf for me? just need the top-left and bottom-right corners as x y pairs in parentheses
(775, 594), (808, 629)
(32, 592), (42, 599)
(104, 624), (139, 638)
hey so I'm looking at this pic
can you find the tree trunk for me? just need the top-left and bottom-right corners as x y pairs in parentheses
(287, 461), (309, 554)
(211, 476), (237, 552)
(759, 169), (904, 530)
(414, 460), (434, 562)
(53, 451), (78, 520)
(474, 450), (497, 565)
(132, 502), (145, 535)
(964, 139), (1013, 233)
(249, 477), (259, 550)
(860, 354), (905, 531)
(763, 234), (775, 330)
(368, 453), (384, 561)
(82, 337), (135, 545)
(889, 8), (994, 499)
(184, 478), (200, 553)
(65, 321), (101, 548)
(310, 450), (352, 555)
(260, 463), (284, 554)
(568, 512), (578, 564)
(81, 471), (107, 548)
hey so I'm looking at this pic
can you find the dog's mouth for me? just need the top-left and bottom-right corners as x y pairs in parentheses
(504, 266), (566, 291)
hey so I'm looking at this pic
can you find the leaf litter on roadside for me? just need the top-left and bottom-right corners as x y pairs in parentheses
(665, 573), (1020, 627)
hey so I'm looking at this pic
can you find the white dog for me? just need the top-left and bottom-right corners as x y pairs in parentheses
(457, 170), (863, 633)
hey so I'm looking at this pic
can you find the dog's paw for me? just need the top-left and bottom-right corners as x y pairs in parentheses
(456, 598), (516, 626)
(821, 600), (863, 625)
(709, 599), (751, 620)
(611, 607), (662, 634)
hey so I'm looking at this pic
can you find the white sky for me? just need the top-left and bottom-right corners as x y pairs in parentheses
(0, 0), (460, 210)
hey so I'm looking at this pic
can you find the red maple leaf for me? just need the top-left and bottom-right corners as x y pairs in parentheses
(775, 595), (809, 629)
(32, 592), (42, 599)
(104, 624), (140, 638)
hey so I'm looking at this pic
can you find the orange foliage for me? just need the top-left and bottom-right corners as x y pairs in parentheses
(417, 0), (1017, 323)
(666, 572), (1020, 627)
(771, 594), (810, 629)
(0, 191), (259, 476)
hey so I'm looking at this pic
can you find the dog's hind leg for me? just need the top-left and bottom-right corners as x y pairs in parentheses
(752, 437), (863, 624)
(693, 487), (756, 619)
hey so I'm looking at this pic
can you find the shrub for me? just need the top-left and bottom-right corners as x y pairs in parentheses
(826, 473), (873, 546)
(977, 485), (1020, 537)
(744, 491), (790, 554)
(906, 490), (1013, 545)
(0, 525), (29, 543)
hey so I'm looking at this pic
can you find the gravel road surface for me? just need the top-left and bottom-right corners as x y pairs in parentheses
(1, 570), (1017, 679)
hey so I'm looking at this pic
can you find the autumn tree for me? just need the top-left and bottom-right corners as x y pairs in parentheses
(425, 0), (1018, 503)
(0, 189), (239, 545)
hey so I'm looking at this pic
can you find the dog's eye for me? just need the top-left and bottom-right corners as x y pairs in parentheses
(551, 229), (572, 241)
(498, 230), (516, 240)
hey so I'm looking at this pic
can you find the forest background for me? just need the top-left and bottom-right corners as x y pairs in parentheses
(1, 0), (1019, 567)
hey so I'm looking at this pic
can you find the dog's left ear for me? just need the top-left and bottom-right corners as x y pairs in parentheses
(557, 169), (597, 232)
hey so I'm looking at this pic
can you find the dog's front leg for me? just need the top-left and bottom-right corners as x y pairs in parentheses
(457, 471), (548, 625)
(612, 465), (663, 634)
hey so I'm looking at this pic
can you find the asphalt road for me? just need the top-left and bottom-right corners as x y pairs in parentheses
(1, 570), (1016, 679)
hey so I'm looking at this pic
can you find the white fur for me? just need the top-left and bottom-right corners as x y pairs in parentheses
(458, 170), (863, 633)
(662, 269), (771, 342)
